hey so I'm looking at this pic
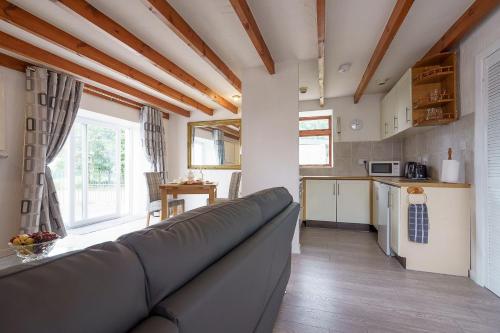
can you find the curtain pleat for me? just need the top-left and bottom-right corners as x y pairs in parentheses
(20, 67), (83, 236)
(140, 106), (167, 182)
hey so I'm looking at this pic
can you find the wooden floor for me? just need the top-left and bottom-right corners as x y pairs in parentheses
(273, 227), (500, 333)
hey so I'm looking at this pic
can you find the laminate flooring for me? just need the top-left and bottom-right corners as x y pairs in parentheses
(273, 226), (500, 333)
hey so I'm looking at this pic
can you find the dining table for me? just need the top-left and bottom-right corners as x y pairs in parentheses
(159, 182), (218, 220)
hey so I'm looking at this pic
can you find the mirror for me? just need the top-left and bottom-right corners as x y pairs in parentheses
(188, 119), (241, 169)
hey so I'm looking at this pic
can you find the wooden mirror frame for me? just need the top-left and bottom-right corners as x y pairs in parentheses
(187, 119), (241, 170)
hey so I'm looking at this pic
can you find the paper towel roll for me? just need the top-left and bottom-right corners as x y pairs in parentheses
(441, 159), (460, 183)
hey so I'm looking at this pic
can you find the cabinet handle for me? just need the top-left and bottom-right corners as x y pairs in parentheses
(388, 190), (391, 208)
(394, 115), (398, 131)
(405, 107), (410, 122)
(333, 183), (336, 196)
(384, 122), (388, 135)
(337, 183), (340, 196)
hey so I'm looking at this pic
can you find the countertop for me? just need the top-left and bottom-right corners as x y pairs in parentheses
(300, 176), (471, 188)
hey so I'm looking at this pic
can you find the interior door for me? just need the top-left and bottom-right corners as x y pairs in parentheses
(336, 180), (370, 224)
(305, 180), (336, 222)
(485, 48), (500, 297)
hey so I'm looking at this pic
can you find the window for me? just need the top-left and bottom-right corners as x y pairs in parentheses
(50, 113), (135, 228)
(299, 116), (332, 166)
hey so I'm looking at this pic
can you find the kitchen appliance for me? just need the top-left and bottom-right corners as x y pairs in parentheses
(404, 162), (428, 179)
(376, 183), (391, 255)
(368, 161), (401, 177)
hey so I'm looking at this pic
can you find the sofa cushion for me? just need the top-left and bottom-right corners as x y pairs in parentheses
(129, 316), (178, 333)
(152, 203), (299, 333)
(0, 242), (148, 333)
(118, 187), (293, 307)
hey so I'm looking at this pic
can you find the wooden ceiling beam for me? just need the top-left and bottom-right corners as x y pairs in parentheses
(229, 0), (275, 74)
(353, 0), (414, 104)
(424, 0), (500, 58)
(0, 0), (211, 115)
(317, 0), (325, 107)
(57, 0), (238, 114)
(0, 52), (169, 119)
(143, 0), (242, 92)
(0, 31), (190, 116)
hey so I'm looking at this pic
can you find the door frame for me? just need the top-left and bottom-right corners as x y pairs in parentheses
(474, 37), (500, 287)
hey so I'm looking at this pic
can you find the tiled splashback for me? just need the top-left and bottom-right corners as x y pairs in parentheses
(403, 113), (474, 184)
(300, 140), (403, 176)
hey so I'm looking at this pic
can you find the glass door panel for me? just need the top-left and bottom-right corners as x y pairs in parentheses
(86, 123), (119, 220)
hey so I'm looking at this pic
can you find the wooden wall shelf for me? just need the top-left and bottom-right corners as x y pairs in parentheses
(411, 52), (457, 127)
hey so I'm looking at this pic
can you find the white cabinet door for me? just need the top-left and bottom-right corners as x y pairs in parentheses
(305, 180), (336, 222)
(337, 180), (370, 224)
(396, 69), (412, 133)
(372, 181), (379, 230)
(389, 186), (401, 254)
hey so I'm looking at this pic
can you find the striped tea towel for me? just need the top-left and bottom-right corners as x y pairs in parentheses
(408, 204), (429, 243)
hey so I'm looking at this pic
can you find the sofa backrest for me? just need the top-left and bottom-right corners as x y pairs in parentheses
(152, 202), (300, 333)
(118, 187), (293, 307)
(0, 242), (149, 333)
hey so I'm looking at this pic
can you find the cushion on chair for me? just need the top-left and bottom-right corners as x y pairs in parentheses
(149, 199), (185, 213)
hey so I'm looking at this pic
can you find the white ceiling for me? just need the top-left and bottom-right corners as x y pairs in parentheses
(1, 0), (476, 115)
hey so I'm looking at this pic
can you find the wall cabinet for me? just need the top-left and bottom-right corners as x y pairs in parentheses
(380, 68), (412, 140)
(380, 52), (457, 139)
(304, 179), (370, 224)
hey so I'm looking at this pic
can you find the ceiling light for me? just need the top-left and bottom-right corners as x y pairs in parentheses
(376, 78), (390, 86)
(338, 63), (351, 73)
(299, 86), (308, 94)
(232, 95), (241, 102)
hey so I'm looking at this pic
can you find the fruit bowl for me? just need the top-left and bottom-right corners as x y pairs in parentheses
(8, 232), (59, 263)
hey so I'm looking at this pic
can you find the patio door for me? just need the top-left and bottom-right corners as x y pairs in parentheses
(50, 116), (131, 228)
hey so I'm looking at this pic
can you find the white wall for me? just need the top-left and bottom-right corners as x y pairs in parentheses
(166, 109), (240, 211)
(460, 8), (500, 116)
(0, 67), (25, 257)
(241, 62), (300, 253)
(300, 94), (382, 142)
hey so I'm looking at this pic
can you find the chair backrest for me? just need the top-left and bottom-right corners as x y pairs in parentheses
(228, 172), (242, 200)
(144, 172), (162, 203)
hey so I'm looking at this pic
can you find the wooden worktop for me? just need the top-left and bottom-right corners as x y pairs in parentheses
(300, 176), (471, 188)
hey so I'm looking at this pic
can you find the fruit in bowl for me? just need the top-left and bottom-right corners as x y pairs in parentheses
(8, 232), (59, 262)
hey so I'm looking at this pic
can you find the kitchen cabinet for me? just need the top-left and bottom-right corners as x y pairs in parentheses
(380, 69), (411, 140)
(304, 180), (336, 221)
(389, 186), (401, 255)
(396, 69), (412, 132)
(304, 179), (370, 224)
(336, 180), (370, 224)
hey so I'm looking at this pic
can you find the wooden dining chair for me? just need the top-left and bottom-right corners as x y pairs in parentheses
(208, 171), (241, 205)
(144, 172), (185, 226)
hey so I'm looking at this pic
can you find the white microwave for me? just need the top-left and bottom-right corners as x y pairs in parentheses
(368, 161), (401, 177)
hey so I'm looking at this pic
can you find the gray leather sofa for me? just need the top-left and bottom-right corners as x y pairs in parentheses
(0, 187), (299, 333)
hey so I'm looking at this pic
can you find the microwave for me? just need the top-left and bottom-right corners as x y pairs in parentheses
(368, 161), (401, 177)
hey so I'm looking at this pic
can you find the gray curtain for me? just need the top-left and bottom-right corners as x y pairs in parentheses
(20, 67), (83, 236)
(140, 106), (167, 182)
(213, 129), (225, 165)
